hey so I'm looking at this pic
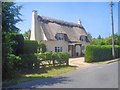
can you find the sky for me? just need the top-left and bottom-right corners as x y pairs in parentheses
(16, 2), (118, 38)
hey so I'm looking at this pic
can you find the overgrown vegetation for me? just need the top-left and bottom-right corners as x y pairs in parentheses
(85, 45), (120, 63)
(2, 2), (23, 80)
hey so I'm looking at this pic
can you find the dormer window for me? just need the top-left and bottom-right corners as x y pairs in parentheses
(80, 35), (87, 42)
(55, 33), (65, 40)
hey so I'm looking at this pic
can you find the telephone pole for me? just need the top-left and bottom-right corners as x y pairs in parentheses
(110, 0), (115, 58)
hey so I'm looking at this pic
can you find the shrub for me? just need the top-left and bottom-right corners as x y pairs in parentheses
(37, 42), (46, 53)
(36, 52), (70, 66)
(2, 39), (22, 80)
(23, 40), (38, 54)
(2, 53), (21, 80)
(12, 34), (24, 55)
(20, 54), (37, 70)
(55, 52), (69, 64)
(85, 45), (120, 63)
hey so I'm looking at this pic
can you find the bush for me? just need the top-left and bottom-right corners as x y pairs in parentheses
(37, 42), (46, 53)
(20, 54), (38, 70)
(23, 40), (38, 54)
(23, 41), (47, 54)
(2, 53), (21, 80)
(36, 52), (70, 65)
(12, 34), (24, 55)
(85, 45), (120, 63)
(2, 39), (22, 80)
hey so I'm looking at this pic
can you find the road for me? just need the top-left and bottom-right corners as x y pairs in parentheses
(8, 61), (118, 88)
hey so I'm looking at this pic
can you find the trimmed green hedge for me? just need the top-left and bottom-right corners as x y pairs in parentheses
(36, 52), (70, 65)
(85, 45), (120, 63)
(23, 40), (38, 54)
(23, 40), (46, 54)
(18, 52), (70, 71)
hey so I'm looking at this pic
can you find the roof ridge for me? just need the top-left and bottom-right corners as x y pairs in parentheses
(38, 15), (83, 28)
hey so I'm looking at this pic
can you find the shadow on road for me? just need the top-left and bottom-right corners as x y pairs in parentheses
(6, 76), (72, 89)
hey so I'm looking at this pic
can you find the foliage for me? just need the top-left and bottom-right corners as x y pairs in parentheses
(23, 40), (38, 54)
(87, 32), (92, 41)
(3, 66), (75, 87)
(85, 45), (120, 63)
(97, 35), (102, 39)
(12, 34), (24, 55)
(23, 40), (46, 54)
(2, 53), (21, 80)
(36, 52), (70, 65)
(23, 29), (31, 40)
(37, 42), (46, 53)
(90, 33), (119, 45)
(2, 2), (22, 80)
(20, 54), (37, 71)
(2, 2), (22, 36)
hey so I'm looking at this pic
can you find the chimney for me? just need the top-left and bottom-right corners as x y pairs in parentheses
(30, 10), (37, 40)
(77, 19), (82, 26)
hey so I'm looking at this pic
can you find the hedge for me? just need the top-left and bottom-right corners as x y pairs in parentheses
(36, 52), (70, 66)
(19, 54), (38, 70)
(23, 40), (38, 54)
(18, 52), (70, 71)
(85, 45), (120, 63)
(23, 40), (46, 54)
(12, 34), (24, 55)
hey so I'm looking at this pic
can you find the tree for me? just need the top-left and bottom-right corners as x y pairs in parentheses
(2, 2), (22, 80)
(87, 32), (92, 41)
(97, 35), (102, 39)
(90, 34), (119, 45)
(23, 29), (31, 40)
(2, 2), (22, 35)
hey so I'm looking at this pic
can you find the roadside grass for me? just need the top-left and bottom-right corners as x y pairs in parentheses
(91, 58), (120, 64)
(3, 66), (76, 87)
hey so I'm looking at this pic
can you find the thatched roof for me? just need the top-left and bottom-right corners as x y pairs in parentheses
(38, 15), (89, 42)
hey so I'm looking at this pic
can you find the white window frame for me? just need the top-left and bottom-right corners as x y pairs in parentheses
(55, 47), (62, 52)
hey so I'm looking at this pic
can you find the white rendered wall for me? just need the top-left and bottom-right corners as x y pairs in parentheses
(43, 40), (68, 52)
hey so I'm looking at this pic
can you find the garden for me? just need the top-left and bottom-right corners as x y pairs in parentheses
(2, 35), (73, 87)
(2, 2), (75, 87)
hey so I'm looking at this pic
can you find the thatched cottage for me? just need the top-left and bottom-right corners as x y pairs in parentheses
(30, 10), (90, 57)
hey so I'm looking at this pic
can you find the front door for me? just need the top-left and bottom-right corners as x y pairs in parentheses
(75, 45), (81, 57)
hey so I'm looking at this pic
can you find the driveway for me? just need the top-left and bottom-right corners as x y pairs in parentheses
(7, 57), (118, 88)
(69, 57), (98, 69)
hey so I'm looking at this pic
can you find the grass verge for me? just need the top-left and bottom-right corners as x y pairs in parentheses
(91, 58), (120, 64)
(3, 66), (76, 87)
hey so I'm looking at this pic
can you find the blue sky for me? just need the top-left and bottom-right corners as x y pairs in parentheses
(16, 2), (118, 38)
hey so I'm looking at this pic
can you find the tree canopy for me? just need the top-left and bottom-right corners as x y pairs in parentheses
(90, 33), (119, 45)
(23, 29), (31, 40)
(2, 2), (22, 38)
(2, 2), (22, 80)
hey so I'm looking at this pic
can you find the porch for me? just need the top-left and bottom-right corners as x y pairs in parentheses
(68, 43), (85, 57)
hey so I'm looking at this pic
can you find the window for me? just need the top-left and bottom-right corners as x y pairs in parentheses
(55, 47), (57, 52)
(80, 36), (86, 42)
(55, 47), (62, 52)
(56, 34), (64, 40)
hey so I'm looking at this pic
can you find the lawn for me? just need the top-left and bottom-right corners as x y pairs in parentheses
(3, 66), (76, 87)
